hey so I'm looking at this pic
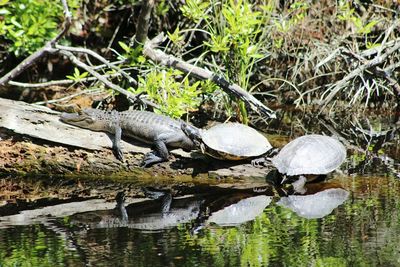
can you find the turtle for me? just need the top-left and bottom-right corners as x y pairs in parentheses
(270, 134), (346, 193)
(181, 122), (273, 160)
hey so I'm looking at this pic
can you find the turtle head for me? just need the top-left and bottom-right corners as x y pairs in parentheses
(181, 123), (203, 148)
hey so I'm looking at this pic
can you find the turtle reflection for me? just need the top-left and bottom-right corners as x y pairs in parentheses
(206, 195), (272, 225)
(277, 187), (349, 219)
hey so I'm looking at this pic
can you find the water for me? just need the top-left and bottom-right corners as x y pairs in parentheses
(1, 109), (399, 266)
(1, 171), (400, 267)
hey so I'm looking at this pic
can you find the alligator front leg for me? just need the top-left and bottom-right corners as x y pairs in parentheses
(110, 110), (124, 161)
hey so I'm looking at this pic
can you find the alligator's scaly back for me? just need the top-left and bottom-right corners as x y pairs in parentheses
(117, 110), (192, 149)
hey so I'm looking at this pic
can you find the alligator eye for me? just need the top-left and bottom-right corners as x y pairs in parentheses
(85, 117), (94, 123)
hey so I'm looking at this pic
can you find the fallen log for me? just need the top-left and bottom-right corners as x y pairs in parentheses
(0, 98), (270, 178)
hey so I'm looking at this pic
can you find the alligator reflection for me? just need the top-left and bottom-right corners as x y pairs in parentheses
(70, 189), (204, 231)
(69, 183), (349, 232)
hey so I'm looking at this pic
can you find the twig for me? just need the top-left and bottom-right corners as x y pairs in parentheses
(0, 0), (72, 87)
(373, 67), (400, 95)
(321, 40), (400, 107)
(8, 73), (123, 88)
(106, 10), (127, 52)
(56, 49), (158, 109)
(55, 44), (137, 86)
(376, 19), (399, 58)
(315, 48), (342, 71)
(143, 34), (276, 119)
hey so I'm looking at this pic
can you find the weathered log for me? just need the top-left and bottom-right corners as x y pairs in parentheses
(0, 98), (270, 178)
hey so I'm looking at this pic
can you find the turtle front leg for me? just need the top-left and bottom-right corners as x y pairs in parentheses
(291, 175), (307, 194)
(251, 157), (267, 167)
(251, 148), (279, 167)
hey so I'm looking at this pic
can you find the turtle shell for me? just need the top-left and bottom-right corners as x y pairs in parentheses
(201, 123), (272, 160)
(271, 134), (346, 175)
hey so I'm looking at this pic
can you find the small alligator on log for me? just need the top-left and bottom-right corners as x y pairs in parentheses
(60, 109), (196, 167)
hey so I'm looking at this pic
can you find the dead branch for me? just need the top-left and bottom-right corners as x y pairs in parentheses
(143, 34), (276, 119)
(134, 0), (155, 44)
(56, 49), (158, 109)
(9, 73), (122, 88)
(320, 40), (400, 107)
(0, 97), (271, 178)
(55, 44), (137, 86)
(0, 0), (72, 87)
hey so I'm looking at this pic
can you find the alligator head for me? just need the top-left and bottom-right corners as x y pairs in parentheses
(60, 108), (116, 131)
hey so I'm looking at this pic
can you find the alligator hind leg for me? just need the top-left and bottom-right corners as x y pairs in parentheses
(141, 139), (170, 167)
(141, 133), (184, 167)
(141, 152), (165, 167)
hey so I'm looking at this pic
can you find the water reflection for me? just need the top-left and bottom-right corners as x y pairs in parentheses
(207, 195), (272, 226)
(69, 188), (274, 232)
(277, 187), (349, 219)
(1, 174), (400, 266)
(70, 189), (204, 231)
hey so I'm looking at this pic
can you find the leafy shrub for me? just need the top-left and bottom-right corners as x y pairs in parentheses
(0, 0), (63, 57)
(132, 69), (206, 118)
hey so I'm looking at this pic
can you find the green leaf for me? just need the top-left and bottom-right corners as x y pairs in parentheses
(0, 8), (10, 15)
(119, 41), (130, 53)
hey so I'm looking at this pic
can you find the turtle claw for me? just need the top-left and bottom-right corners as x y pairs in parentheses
(253, 186), (268, 193)
(251, 157), (266, 167)
(291, 176), (307, 194)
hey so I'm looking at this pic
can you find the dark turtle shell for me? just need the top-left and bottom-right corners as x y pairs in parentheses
(201, 123), (272, 160)
(271, 134), (346, 175)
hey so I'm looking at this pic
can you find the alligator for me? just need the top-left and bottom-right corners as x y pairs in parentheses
(60, 109), (196, 167)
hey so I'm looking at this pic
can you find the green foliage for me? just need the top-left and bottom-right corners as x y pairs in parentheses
(167, 26), (185, 47)
(117, 40), (218, 118)
(155, 0), (169, 17)
(118, 41), (146, 65)
(272, 1), (309, 48)
(133, 69), (207, 118)
(180, 0), (210, 23)
(0, 0), (64, 57)
(66, 67), (89, 82)
(337, 0), (379, 35)
(181, 0), (268, 122)
(0, 224), (80, 266)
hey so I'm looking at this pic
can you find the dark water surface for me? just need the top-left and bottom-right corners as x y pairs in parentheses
(1, 170), (400, 266)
